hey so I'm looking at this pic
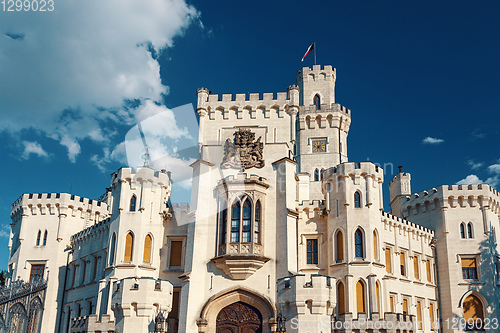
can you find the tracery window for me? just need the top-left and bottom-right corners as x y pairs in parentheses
(226, 196), (262, 245)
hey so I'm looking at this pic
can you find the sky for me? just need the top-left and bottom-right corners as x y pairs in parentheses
(0, 0), (499, 269)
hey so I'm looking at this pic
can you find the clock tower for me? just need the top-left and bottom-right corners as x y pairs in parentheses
(296, 65), (352, 200)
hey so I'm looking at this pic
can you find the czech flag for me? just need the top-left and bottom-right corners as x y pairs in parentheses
(301, 42), (314, 62)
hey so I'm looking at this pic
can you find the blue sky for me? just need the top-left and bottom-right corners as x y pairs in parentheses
(1, 0), (499, 269)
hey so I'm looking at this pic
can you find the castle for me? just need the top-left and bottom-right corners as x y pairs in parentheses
(3, 65), (500, 333)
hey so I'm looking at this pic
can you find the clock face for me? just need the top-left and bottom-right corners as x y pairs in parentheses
(312, 140), (326, 153)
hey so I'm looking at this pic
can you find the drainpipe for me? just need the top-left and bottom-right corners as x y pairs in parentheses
(56, 245), (73, 333)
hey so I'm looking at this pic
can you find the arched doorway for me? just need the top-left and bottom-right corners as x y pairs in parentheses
(216, 302), (262, 333)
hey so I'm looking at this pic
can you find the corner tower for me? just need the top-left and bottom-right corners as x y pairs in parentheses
(296, 65), (351, 199)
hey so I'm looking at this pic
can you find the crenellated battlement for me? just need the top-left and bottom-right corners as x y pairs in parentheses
(298, 65), (336, 81)
(324, 162), (384, 182)
(403, 183), (500, 217)
(10, 192), (110, 223)
(110, 167), (171, 188)
(381, 211), (435, 236)
(277, 274), (334, 315)
(71, 218), (111, 244)
(300, 103), (351, 116)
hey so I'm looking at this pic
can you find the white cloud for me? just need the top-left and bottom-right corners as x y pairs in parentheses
(0, 224), (10, 238)
(456, 174), (484, 185)
(21, 141), (49, 160)
(0, 0), (198, 161)
(467, 160), (483, 170)
(488, 164), (500, 174)
(422, 137), (444, 145)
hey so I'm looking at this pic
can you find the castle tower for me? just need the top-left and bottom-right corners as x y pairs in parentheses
(103, 166), (174, 333)
(389, 168), (412, 218)
(296, 65), (352, 200)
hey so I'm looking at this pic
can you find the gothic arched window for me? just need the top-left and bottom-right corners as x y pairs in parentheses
(337, 281), (345, 314)
(460, 223), (466, 239)
(124, 232), (134, 261)
(355, 228), (364, 258)
(143, 234), (152, 263)
(109, 233), (116, 266)
(254, 201), (261, 244)
(467, 223), (474, 239)
(36, 230), (41, 246)
(242, 200), (252, 243)
(219, 204), (227, 245)
(313, 94), (321, 110)
(463, 293), (485, 330)
(43, 230), (48, 246)
(356, 280), (366, 314)
(314, 169), (320, 181)
(130, 195), (137, 212)
(336, 230), (344, 262)
(231, 201), (241, 243)
(354, 191), (361, 208)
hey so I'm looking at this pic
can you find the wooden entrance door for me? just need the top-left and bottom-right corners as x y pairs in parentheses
(216, 301), (262, 333)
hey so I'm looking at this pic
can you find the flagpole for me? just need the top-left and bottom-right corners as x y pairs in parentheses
(314, 42), (316, 65)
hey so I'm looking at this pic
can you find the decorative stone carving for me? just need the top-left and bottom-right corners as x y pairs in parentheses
(221, 129), (264, 171)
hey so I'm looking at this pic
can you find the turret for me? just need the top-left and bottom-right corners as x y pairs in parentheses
(389, 167), (411, 218)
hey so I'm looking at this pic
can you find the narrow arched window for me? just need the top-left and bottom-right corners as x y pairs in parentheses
(143, 235), (152, 263)
(109, 234), (116, 266)
(375, 282), (381, 313)
(254, 201), (261, 244)
(336, 230), (344, 262)
(460, 223), (466, 239)
(130, 195), (137, 212)
(36, 230), (41, 246)
(124, 232), (134, 261)
(314, 169), (320, 181)
(354, 191), (361, 208)
(320, 169), (324, 181)
(373, 230), (379, 261)
(231, 201), (240, 243)
(356, 280), (366, 314)
(355, 229), (364, 258)
(219, 205), (227, 245)
(337, 281), (345, 314)
(313, 94), (321, 110)
(43, 230), (48, 246)
(467, 223), (474, 239)
(242, 200), (252, 243)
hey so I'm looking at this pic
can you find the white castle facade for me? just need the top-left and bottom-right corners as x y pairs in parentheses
(3, 65), (500, 333)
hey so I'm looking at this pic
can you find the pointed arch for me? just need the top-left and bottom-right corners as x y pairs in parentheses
(43, 230), (48, 246)
(460, 223), (466, 239)
(36, 230), (41, 246)
(467, 222), (474, 239)
(373, 229), (379, 261)
(254, 200), (261, 244)
(130, 195), (137, 212)
(231, 199), (241, 243)
(124, 232), (134, 261)
(313, 94), (321, 110)
(242, 199), (252, 243)
(335, 229), (344, 262)
(354, 228), (364, 258)
(109, 233), (116, 266)
(143, 234), (153, 263)
(8, 302), (27, 333)
(375, 281), (381, 313)
(27, 297), (42, 333)
(337, 281), (345, 314)
(462, 292), (485, 328)
(354, 191), (361, 208)
(305, 115), (311, 129)
(356, 279), (366, 315)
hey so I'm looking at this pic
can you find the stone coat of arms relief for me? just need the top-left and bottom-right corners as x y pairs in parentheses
(221, 129), (265, 171)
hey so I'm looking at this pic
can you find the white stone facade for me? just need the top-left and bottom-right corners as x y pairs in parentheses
(4, 64), (500, 333)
